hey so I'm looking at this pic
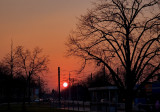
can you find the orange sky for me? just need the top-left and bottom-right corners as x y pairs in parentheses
(0, 0), (96, 91)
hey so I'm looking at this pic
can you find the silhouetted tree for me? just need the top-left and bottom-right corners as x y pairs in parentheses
(2, 40), (15, 109)
(83, 68), (111, 87)
(61, 83), (89, 101)
(0, 62), (26, 103)
(0, 63), (10, 104)
(66, 0), (160, 111)
(15, 46), (49, 104)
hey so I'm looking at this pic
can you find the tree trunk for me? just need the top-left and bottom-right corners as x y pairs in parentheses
(28, 77), (31, 104)
(7, 96), (10, 110)
(7, 78), (11, 110)
(125, 90), (134, 112)
(22, 99), (26, 112)
(22, 85), (26, 112)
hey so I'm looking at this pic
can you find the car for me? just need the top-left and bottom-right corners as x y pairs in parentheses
(34, 99), (40, 102)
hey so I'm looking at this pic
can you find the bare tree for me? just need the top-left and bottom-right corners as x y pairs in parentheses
(2, 40), (15, 109)
(66, 0), (160, 111)
(15, 46), (49, 104)
(81, 67), (111, 87)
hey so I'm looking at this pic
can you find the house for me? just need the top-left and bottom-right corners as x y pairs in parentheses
(88, 86), (119, 112)
(88, 86), (118, 103)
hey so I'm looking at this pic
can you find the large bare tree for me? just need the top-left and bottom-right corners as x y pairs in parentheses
(66, 0), (160, 111)
(15, 46), (49, 104)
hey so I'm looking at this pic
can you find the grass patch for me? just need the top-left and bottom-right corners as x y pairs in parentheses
(0, 103), (81, 112)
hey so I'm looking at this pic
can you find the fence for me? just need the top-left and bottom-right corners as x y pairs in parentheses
(51, 100), (125, 112)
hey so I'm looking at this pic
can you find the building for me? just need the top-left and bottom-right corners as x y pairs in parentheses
(88, 86), (119, 112)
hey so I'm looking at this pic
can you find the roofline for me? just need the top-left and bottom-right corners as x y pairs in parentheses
(88, 86), (118, 91)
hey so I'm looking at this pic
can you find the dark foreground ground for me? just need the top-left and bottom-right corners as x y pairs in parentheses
(0, 103), (82, 112)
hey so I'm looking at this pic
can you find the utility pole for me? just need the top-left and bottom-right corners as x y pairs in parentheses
(58, 67), (61, 103)
(103, 64), (106, 84)
(91, 73), (92, 81)
(8, 39), (14, 110)
(10, 39), (13, 78)
(69, 72), (71, 100)
(38, 76), (40, 99)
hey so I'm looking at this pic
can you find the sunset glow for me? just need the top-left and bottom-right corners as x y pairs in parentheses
(0, 1), (159, 111)
(0, 0), (93, 90)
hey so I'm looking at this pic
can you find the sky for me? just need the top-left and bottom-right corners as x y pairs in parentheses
(0, 0), (95, 91)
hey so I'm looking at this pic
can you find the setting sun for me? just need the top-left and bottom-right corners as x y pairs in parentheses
(63, 82), (68, 88)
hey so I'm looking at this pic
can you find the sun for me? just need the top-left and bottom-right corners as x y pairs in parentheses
(63, 82), (68, 88)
